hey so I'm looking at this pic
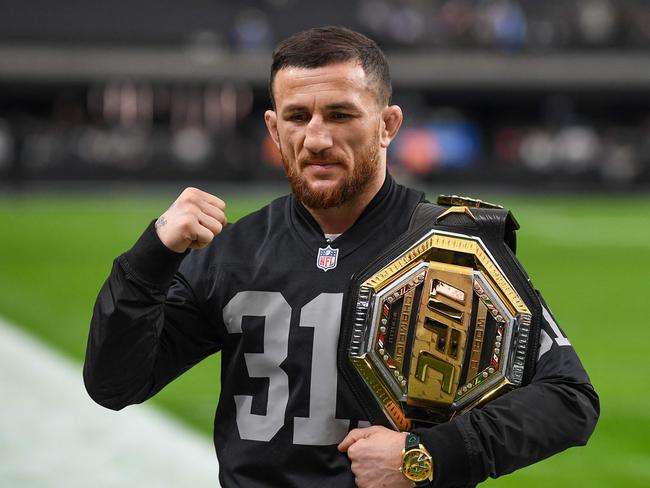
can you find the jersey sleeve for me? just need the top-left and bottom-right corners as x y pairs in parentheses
(83, 221), (223, 410)
(412, 291), (600, 488)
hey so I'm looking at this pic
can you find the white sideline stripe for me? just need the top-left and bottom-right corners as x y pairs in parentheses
(0, 316), (220, 488)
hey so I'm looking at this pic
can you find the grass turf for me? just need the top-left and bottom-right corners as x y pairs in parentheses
(0, 191), (648, 487)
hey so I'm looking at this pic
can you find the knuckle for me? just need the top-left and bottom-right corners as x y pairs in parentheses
(178, 216), (197, 236)
(180, 187), (200, 203)
(187, 202), (202, 214)
(202, 229), (215, 242)
(348, 443), (359, 458)
(176, 203), (198, 220)
(180, 214), (195, 227)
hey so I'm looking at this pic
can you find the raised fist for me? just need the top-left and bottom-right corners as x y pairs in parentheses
(155, 187), (227, 253)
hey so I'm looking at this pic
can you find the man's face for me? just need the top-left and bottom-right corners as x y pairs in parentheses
(265, 61), (399, 209)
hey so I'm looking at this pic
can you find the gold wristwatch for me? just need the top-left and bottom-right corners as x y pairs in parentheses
(400, 433), (434, 486)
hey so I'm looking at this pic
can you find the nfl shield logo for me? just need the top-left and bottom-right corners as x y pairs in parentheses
(317, 245), (339, 272)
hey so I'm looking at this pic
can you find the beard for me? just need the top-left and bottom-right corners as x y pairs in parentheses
(281, 134), (381, 210)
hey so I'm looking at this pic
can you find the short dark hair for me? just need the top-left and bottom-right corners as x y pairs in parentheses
(269, 26), (392, 108)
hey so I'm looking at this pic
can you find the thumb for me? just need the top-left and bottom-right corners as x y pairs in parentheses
(337, 426), (379, 452)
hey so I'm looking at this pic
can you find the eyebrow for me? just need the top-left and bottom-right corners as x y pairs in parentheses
(324, 102), (361, 112)
(281, 104), (308, 114)
(281, 102), (362, 114)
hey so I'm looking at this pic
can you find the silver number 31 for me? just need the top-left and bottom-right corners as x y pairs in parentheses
(223, 291), (351, 445)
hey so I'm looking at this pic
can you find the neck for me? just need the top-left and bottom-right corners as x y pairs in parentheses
(304, 170), (386, 235)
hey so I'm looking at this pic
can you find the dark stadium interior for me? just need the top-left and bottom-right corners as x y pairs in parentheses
(0, 0), (648, 189)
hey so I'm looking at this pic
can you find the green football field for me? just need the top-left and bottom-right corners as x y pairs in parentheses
(1, 189), (648, 487)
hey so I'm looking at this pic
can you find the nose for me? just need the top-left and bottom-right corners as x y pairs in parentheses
(303, 115), (333, 154)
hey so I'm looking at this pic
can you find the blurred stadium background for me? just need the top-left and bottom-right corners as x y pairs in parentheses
(0, 1), (648, 487)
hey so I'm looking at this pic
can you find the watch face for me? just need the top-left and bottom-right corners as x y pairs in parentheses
(402, 448), (433, 482)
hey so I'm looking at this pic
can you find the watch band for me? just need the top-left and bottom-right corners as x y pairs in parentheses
(405, 432), (421, 450)
(401, 433), (434, 486)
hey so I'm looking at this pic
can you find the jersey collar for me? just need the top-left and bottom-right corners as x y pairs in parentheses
(288, 172), (400, 259)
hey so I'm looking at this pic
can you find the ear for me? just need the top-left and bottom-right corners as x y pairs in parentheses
(379, 105), (403, 148)
(264, 110), (280, 150)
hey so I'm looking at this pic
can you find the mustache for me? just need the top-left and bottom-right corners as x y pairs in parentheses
(299, 154), (345, 166)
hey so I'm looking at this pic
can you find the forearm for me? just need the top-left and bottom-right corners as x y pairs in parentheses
(83, 221), (195, 410)
(414, 349), (599, 487)
(84, 260), (164, 409)
(415, 380), (597, 487)
(465, 380), (598, 477)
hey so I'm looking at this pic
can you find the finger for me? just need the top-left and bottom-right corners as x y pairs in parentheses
(188, 221), (215, 249)
(197, 212), (224, 236)
(198, 190), (226, 211)
(178, 187), (226, 212)
(346, 438), (368, 460)
(197, 199), (228, 225)
(338, 427), (373, 452)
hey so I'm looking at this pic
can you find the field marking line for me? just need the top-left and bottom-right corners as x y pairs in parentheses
(0, 315), (221, 488)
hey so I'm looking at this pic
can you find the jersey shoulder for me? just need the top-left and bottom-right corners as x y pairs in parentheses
(223, 194), (290, 243)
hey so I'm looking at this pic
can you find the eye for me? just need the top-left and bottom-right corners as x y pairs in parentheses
(330, 112), (351, 121)
(286, 113), (309, 122)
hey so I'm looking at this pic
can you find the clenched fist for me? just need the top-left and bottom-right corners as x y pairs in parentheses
(155, 187), (227, 253)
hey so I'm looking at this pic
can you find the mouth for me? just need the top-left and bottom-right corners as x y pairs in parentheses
(303, 160), (341, 169)
(300, 161), (343, 178)
(305, 159), (338, 165)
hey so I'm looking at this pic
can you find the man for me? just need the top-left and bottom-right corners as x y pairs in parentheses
(84, 26), (599, 487)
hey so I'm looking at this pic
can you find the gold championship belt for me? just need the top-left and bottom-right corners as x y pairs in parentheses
(339, 196), (542, 430)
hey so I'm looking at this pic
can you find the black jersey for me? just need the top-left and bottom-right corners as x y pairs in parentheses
(84, 174), (599, 488)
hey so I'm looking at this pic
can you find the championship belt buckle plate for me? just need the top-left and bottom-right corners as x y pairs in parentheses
(344, 210), (539, 431)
